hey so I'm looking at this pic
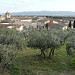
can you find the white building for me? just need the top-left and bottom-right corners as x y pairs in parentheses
(16, 25), (23, 32)
(14, 18), (32, 28)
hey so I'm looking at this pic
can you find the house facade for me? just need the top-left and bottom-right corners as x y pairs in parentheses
(45, 22), (68, 30)
(16, 25), (23, 32)
(14, 18), (32, 28)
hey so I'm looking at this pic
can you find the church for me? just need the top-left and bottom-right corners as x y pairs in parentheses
(5, 11), (11, 19)
(0, 11), (11, 22)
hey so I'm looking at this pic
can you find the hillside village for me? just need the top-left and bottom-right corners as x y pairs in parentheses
(0, 12), (75, 75)
(0, 11), (75, 31)
(1, 0), (75, 74)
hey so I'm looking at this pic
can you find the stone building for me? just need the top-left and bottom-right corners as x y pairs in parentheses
(5, 11), (11, 19)
(0, 15), (5, 22)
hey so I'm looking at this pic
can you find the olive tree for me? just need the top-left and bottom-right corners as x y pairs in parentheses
(64, 29), (75, 68)
(47, 30), (61, 58)
(27, 29), (48, 58)
(0, 44), (16, 72)
(0, 27), (26, 73)
(27, 29), (62, 58)
(0, 27), (25, 50)
(66, 36), (75, 56)
(65, 29), (75, 56)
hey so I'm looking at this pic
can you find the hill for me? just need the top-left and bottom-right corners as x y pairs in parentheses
(10, 11), (75, 16)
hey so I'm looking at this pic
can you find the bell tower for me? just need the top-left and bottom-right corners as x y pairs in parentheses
(5, 11), (11, 19)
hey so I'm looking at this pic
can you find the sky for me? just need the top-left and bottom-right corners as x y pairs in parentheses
(0, 0), (75, 13)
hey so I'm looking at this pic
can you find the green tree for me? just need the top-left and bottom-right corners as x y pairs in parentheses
(68, 20), (71, 27)
(0, 44), (17, 72)
(47, 30), (61, 58)
(27, 29), (48, 58)
(45, 23), (48, 30)
(0, 27), (26, 73)
(27, 29), (61, 58)
(64, 29), (75, 56)
(73, 20), (75, 28)
(0, 27), (25, 50)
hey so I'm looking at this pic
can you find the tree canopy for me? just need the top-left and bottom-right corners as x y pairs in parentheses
(27, 29), (62, 58)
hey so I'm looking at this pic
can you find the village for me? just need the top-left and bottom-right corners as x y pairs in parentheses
(1, 0), (75, 74)
(0, 11), (74, 32)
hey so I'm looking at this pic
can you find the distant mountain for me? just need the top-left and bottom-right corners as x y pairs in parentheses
(1, 11), (75, 16)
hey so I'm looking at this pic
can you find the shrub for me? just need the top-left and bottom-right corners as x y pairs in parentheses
(69, 59), (75, 69)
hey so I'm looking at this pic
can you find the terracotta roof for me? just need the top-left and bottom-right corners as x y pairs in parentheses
(46, 22), (54, 26)
(16, 25), (21, 28)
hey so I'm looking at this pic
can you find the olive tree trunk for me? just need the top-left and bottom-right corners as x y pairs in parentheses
(0, 56), (2, 63)
(41, 49), (45, 58)
(49, 49), (55, 58)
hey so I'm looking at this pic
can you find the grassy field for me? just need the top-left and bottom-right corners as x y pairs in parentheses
(0, 45), (75, 75)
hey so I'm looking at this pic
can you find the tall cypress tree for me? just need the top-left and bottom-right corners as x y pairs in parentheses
(73, 20), (75, 28)
(68, 20), (71, 27)
(46, 23), (48, 30)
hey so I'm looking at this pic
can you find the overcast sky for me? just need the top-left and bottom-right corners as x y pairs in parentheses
(0, 0), (75, 13)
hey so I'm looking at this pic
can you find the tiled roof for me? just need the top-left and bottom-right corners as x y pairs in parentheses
(45, 22), (54, 26)
(16, 25), (21, 28)
(47, 22), (54, 26)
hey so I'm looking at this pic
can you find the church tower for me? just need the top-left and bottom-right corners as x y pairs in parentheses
(5, 11), (11, 19)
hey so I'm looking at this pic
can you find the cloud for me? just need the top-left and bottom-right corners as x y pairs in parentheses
(0, 0), (41, 12)
(1, 0), (75, 13)
(19, 0), (30, 3)
(18, 0), (40, 4)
